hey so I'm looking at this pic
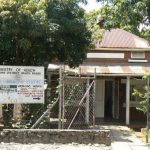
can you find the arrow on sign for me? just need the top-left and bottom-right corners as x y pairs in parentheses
(33, 97), (41, 100)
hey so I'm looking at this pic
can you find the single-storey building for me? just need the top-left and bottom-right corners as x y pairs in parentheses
(48, 28), (150, 128)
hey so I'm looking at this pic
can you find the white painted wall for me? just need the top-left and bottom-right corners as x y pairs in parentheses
(87, 53), (124, 58)
(95, 80), (105, 118)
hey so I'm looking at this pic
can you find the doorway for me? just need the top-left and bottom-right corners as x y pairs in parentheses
(105, 81), (113, 118)
(95, 80), (105, 118)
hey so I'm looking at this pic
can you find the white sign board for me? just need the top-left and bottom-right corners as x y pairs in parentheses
(0, 66), (44, 103)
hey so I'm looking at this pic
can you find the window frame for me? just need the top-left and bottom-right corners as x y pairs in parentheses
(131, 52), (145, 59)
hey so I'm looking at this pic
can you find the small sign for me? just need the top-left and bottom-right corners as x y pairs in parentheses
(0, 66), (44, 103)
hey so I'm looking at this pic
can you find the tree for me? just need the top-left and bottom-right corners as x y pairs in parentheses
(0, 0), (50, 66)
(47, 0), (91, 67)
(85, 10), (105, 46)
(0, 0), (91, 128)
(96, 0), (150, 40)
(0, 0), (91, 67)
(132, 74), (150, 143)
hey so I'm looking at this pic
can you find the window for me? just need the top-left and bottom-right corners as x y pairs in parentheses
(131, 52), (145, 59)
(128, 52), (147, 62)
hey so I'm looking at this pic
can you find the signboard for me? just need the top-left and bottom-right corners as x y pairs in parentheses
(0, 66), (44, 103)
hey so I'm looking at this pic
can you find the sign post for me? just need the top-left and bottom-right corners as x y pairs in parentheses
(0, 66), (44, 103)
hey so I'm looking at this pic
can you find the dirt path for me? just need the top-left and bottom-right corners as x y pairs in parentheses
(98, 125), (150, 150)
(0, 143), (111, 150)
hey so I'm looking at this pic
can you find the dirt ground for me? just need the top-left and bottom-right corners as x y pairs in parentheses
(135, 131), (146, 142)
(0, 143), (111, 150)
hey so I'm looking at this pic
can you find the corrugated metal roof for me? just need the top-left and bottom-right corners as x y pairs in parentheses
(95, 29), (150, 49)
(48, 64), (150, 76)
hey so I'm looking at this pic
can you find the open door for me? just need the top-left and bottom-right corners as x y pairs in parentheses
(104, 81), (113, 119)
(95, 80), (105, 118)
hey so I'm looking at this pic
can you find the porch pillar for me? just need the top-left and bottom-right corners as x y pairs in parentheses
(86, 79), (90, 124)
(58, 66), (62, 129)
(126, 76), (130, 125)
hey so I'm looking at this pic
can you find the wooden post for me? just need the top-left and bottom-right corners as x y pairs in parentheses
(86, 79), (90, 124)
(79, 67), (81, 77)
(126, 76), (130, 125)
(117, 80), (120, 119)
(146, 76), (150, 143)
(93, 68), (96, 126)
(58, 65), (62, 129)
(62, 76), (65, 129)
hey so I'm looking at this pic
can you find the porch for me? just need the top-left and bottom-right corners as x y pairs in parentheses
(48, 63), (149, 129)
(94, 77), (147, 126)
(95, 118), (146, 131)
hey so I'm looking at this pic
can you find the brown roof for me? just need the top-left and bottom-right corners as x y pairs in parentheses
(95, 29), (150, 49)
(48, 64), (150, 76)
(65, 65), (150, 76)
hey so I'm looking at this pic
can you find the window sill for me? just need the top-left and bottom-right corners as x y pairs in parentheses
(128, 59), (148, 63)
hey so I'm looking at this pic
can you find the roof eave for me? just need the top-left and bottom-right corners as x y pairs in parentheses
(92, 47), (150, 51)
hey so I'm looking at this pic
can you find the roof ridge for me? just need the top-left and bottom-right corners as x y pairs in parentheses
(98, 28), (150, 48)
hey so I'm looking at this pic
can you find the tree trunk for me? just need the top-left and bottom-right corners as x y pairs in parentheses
(2, 104), (14, 128)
